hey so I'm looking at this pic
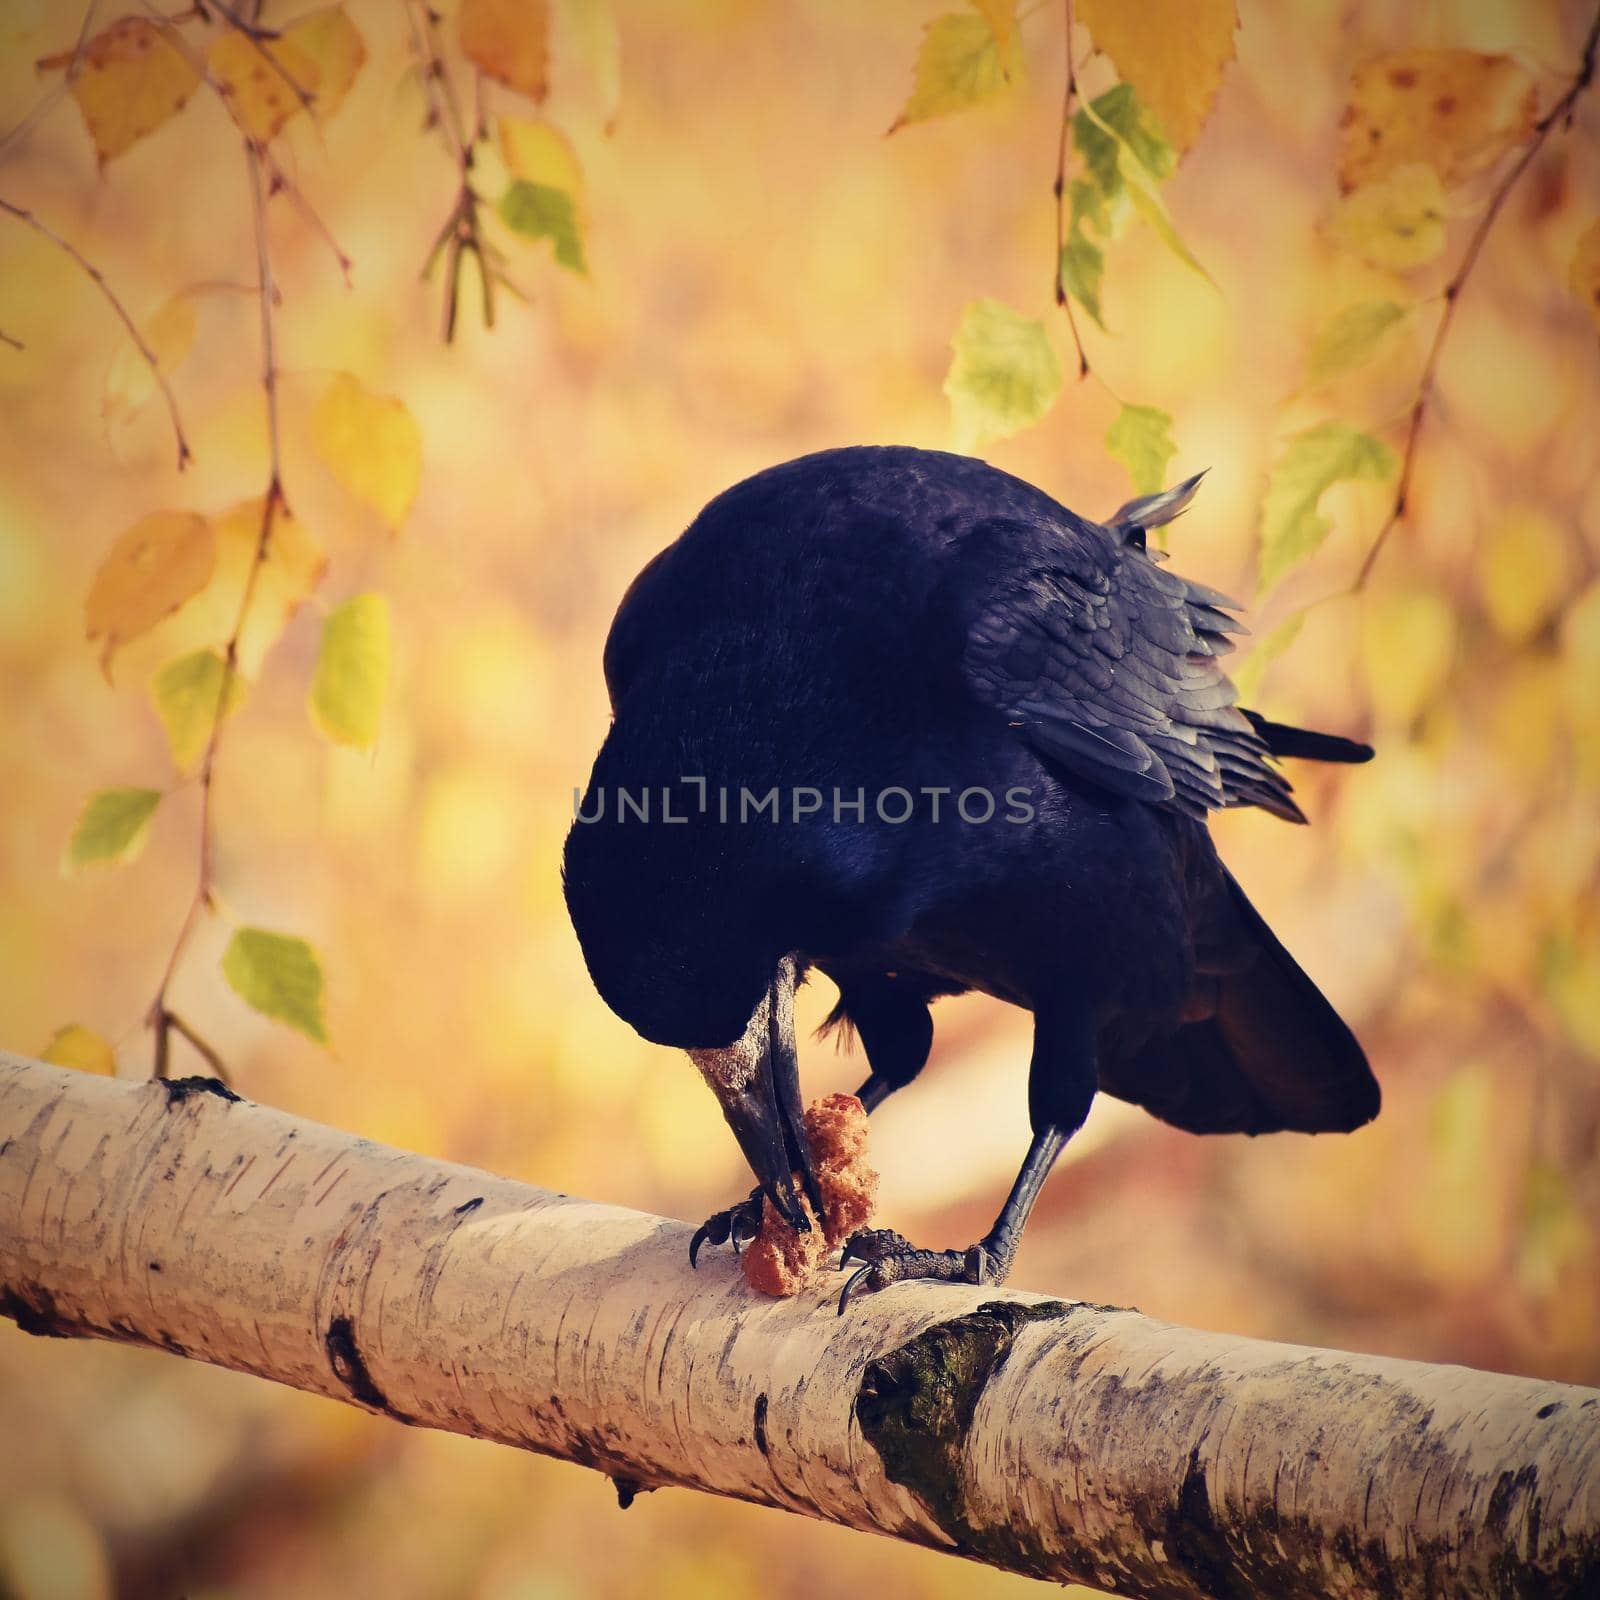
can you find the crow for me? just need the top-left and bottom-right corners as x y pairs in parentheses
(563, 446), (1379, 1311)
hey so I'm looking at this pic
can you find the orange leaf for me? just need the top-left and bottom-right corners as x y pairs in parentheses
(1570, 218), (1600, 335)
(1338, 50), (1536, 194)
(47, 17), (200, 165)
(1077, 0), (1237, 153)
(85, 510), (215, 677)
(208, 28), (323, 143)
(459, 0), (549, 103)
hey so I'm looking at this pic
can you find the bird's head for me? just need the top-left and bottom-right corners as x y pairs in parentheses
(562, 751), (822, 1232)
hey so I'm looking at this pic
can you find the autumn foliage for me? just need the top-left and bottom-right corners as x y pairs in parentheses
(2, 0), (1599, 1595)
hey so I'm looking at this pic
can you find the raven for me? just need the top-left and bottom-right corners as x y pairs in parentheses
(563, 447), (1379, 1309)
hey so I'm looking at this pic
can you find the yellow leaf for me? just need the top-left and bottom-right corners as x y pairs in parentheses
(208, 28), (322, 144)
(1569, 218), (1600, 334)
(1361, 588), (1456, 726)
(284, 6), (367, 123)
(310, 594), (392, 748)
(891, 9), (1015, 131)
(1475, 507), (1570, 644)
(85, 510), (215, 676)
(210, 498), (329, 673)
(150, 649), (248, 771)
(1485, 655), (1561, 786)
(1077, 0), (1237, 153)
(103, 294), (196, 435)
(969, 0), (1020, 75)
(312, 373), (422, 530)
(460, 0), (550, 103)
(1330, 162), (1449, 271)
(1338, 50), (1535, 193)
(41, 1024), (115, 1076)
(498, 117), (584, 198)
(45, 17), (200, 165)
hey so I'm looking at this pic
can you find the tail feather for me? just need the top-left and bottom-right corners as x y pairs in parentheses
(1101, 870), (1380, 1137)
(1243, 710), (1373, 766)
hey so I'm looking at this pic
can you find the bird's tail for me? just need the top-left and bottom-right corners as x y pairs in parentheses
(1101, 869), (1380, 1137)
(1242, 710), (1373, 766)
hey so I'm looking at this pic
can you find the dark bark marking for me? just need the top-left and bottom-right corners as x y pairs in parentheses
(325, 1314), (403, 1419)
(753, 1392), (770, 1457)
(160, 1076), (241, 1106)
(855, 1299), (1072, 1576)
(0, 1281), (72, 1338)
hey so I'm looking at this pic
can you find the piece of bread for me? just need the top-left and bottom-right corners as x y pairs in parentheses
(741, 1093), (878, 1296)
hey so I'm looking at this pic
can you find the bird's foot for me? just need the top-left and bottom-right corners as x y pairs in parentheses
(836, 1227), (1009, 1314)
(689, 1188), (764, 1268)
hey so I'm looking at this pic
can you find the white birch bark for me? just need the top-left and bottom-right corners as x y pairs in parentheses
(1, 1053), (1595, 1597)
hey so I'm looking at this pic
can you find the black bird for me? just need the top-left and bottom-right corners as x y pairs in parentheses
(563, 446), (1379, 1309)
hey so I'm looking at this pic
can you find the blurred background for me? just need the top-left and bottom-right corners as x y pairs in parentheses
(1, 0), (1598, 1595)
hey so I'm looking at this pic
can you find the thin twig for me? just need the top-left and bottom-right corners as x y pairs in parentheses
(132, 0), (353, 284)
(208, 0), (319, 119)
(0, 197), (191, 469)
(0, 327), (22, 351)
(1353, 3), (1600, 590)
(148, 137), (284, 1076)
(1051, 0), (1090, 379)
(406, 0), (507, 341)
(0, 0), (99, 166)
(167, 1011), (231, 1082)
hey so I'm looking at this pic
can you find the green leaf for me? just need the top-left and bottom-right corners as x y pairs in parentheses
(222, 927), (328, 1045)
(891, 10), (1014, 130)
(1259, 423), (1396, 590)
(1073, 83), (1175, 197)
(1231, 613), (1304, 703)
(1068, 175), (1109, 235)
(1305, 300), (1408, 388)
(65, 787), (162, 872)
(1106, 403), (1177, 496)
(309, 593), (391, 749)
(1060, 227), (1106, 328)
(498, 180), (587, 274)
(151, 649), (247, 771)
(1124, 177), (1214, 284)
(41, 1023), (115, 1075)
(944, 298), (1063, 452)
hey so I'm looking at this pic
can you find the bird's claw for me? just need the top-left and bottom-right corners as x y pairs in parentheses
(836, 1227), (999, 1314)
(689, 1189), (764, 1268)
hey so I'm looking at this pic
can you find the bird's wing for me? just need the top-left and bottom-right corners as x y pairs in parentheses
(963, 521), (1304, 822)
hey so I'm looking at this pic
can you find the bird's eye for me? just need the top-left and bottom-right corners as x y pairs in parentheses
(1125, 526), (1147, 552)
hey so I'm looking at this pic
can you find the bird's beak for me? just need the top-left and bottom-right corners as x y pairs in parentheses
(689, 956), (823, 1234)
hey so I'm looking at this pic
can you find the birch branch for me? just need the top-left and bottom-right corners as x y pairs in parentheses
(1, 1052), (1596, 1598)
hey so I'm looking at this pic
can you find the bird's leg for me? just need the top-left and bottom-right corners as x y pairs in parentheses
(839, 1002), (1096, 1312)
(844, 978), (934, 1114)
(689, 1187), (766, 1267)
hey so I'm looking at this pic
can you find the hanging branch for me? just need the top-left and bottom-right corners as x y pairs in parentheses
(1354, 3), (1600, 590)
(0, 0), (98, 164)
(206, 0), (320, 121)
(131, 0), (353, 284)
(146, 137), (283, 1082)
(1051, 0), (1091, 380)
(405, 0), (517, 341)
(0, 197), (192, 469)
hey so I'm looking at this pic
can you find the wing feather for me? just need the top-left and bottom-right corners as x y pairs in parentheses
(963, 508), (1303, 822)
